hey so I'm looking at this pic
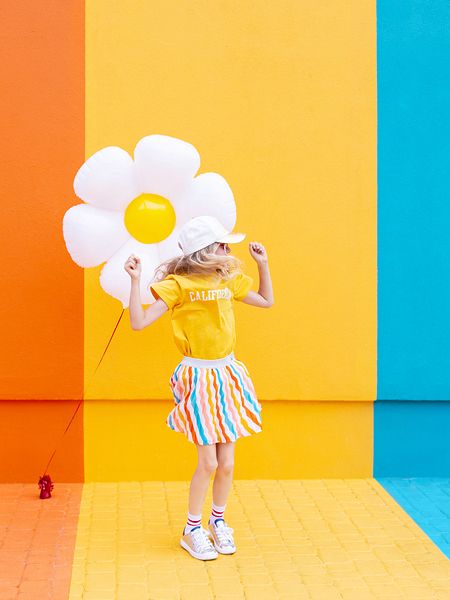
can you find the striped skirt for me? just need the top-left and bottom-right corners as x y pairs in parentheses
(166, 352), (263, 445)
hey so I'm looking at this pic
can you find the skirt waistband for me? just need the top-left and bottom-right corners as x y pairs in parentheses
(180, 352), (235, 368)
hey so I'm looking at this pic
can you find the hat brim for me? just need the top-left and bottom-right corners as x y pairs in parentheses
(216, 232), (246, 244)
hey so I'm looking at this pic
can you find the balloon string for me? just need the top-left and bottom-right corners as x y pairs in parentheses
(42, 308), (125, 476)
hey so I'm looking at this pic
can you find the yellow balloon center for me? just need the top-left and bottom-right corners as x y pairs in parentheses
(124, 193), (176, 243)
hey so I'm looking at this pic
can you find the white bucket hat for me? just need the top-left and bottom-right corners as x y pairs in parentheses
(177, 215), (246, 256)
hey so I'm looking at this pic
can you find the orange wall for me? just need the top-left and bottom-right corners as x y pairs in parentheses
(0, 3), (85, 480)
(0, 2), (85, 400)
(0, 401), (84, 482)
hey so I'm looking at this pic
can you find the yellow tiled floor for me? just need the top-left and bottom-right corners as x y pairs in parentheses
(68, 480), (450, 599)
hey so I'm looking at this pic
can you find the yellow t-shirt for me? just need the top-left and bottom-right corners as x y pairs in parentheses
(149, 271), (253, 359)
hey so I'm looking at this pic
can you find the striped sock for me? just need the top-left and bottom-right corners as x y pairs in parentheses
(209, 502), (226, 525)
(184, 512), (202, 535)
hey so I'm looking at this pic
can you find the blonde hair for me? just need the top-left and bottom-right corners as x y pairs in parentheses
(153, 242), (245, 282)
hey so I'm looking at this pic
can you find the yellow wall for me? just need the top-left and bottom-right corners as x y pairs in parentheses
(85, 1), (375, 478)
(85, 400), (373, 480)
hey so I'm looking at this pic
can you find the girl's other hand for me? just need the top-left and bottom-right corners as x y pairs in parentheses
(124, 254), (141, 279)
(249, 242), (268, 264)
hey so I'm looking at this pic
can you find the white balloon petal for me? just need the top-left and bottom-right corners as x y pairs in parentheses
(156, 225), (184, 264)
(99, 239), (161, 309)
(73, 146), (138, 211)
(134, 135), (200, 199)
(177, 172), (236, 231)
(62, 204), (130, 267)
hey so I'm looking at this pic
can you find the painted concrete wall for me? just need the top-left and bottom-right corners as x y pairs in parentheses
(375, 0), (450, 475)
(1, 1), (448, 481)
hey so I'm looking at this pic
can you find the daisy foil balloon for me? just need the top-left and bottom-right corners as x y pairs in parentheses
(62, 135), (237, 308)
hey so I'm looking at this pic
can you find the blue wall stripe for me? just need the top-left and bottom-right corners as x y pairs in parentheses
(374, 401), (450, 476)
(377, 0), (450, 400)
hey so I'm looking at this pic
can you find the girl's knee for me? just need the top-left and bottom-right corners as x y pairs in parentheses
(198, 457), (218, 474)
(217, 458), (234, 475)
(199, 460), (218, 475)
(195, 442), (220, 474)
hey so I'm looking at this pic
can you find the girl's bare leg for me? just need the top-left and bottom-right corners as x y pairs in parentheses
(212, 442), (235, 505)
(188, 443), (218, 514)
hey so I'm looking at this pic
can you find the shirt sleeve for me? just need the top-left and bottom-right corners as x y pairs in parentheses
(230, 272), (253, 301)
(149, 275), (181, 310)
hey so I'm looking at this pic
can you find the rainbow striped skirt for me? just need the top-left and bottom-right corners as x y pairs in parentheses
(167, 352), (263, 445)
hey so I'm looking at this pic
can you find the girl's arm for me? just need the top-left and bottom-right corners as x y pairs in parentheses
(129, 279), (168, 330)
(125, 254), (169, 330)
(242, 242), (274, 308)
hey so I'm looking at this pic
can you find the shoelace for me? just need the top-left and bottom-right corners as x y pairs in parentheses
(191, 527), (215, 552)
(213, 521), (235, 547)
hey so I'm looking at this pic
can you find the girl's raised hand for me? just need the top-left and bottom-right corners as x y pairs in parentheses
(124, 254), (141, 279)
(249, 242), (268, 264)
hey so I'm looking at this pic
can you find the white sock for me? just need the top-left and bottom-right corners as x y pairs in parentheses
(209, 502), (226, 525)
(184, 512), (202, 534)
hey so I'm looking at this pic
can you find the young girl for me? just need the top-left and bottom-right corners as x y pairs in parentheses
(124, 215), (274, 561)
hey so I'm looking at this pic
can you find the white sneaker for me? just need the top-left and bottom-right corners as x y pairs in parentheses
(208, 519), (236, 554)
(180, 526), (218, 560)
